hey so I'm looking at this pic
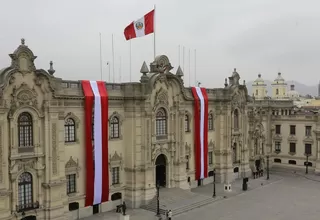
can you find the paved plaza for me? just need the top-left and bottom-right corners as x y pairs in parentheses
(83, 170), (320, 220)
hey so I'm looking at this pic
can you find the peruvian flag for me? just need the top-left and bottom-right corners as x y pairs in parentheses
(124, 9), (154, 40)
(81, 80), (109, 206)
(191, 87), (209, 180)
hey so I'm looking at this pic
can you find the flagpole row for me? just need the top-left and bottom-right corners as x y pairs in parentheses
(183, 46), (185, 72)
(99, 33), (103, 81)
(153, 4), (156, 59)
(194, 49), (197, 87)
(112, 34), (115, 83)
(188, 49), (191, 87)
(129, 35), (132, 82)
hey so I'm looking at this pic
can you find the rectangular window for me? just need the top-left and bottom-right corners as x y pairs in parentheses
(290, 125), (296, 135)
(112, 167), (120, 185)
(67, 174), (76, 194)
(275, 142), (281, 152)
(305, 126), (312, 136)
(305, 144), (312, 155)
(208, 152), (213, 165)
(289, 143), (296, 153)
(275, 125), (281, 134)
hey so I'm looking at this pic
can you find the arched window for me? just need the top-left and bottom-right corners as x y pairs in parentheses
(110, 117), (120, 139)
(276, 88), (279, 95)
(18, 112), (33, 147)
(185, 114), (190, 132)
(234, 109), (239, 129)
(18, 172), (33, 211)
(208, 114), (214, 130)
(65, 118), (76, 143)
(156, 108), (167, 138)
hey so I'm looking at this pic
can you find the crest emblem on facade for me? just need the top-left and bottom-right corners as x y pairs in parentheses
(135, 22), (144, 30)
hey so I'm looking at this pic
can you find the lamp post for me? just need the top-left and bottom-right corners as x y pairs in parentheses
(266, 155), (270, 180)
(305, 154), (310, 174)
(156, 181), (160, 216)
(212, 169), (216, 197)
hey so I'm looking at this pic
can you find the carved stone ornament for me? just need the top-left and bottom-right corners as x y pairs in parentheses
(152, 144), (169, 161)
(10, 159), (36, 180)
(9, 82), (40, 117)
(65, 156), (80, 176)
(109, 151), (123, 171)
(209, 139), (214, 150)
(153, 87), (169, 109)
(185, 142), (191, 155)
(149, 55), (173, 74)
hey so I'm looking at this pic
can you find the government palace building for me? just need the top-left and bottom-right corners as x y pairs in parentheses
(1, 40), (320, 220)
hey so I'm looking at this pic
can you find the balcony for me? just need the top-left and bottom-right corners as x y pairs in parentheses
(156, 135), (168, 141)
(18, 146), (35, 153)
(16, 201), (39, 213)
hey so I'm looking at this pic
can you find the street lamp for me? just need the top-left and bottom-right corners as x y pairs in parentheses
(305, 154), (310, 174)
(212, 169), (216, 197)
(156, 181), (160, 216)
(266, 155), (270, 180)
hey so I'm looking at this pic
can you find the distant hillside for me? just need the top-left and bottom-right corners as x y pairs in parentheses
(246, 80), (318, 97)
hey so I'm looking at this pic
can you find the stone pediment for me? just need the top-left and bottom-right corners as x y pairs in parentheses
(0, 39), (56, 98)
(110, 151), (122, 162)
(65, 156), (78, 168)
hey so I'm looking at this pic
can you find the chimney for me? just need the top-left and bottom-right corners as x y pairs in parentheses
(290, 84), (295, 91)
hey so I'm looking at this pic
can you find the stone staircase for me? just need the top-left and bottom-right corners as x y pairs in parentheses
(141, 188), (222, 216)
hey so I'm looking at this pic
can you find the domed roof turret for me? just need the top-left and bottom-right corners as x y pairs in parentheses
(252, 74), (266, 86)
(272, 72), (286, 85)
(287, 84), (299, 99)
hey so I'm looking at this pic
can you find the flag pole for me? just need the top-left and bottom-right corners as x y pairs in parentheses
(153, 4), (156, 59)
(178, 45), (180, 66)
(183, 46), (185, 72)
(194, 49), (197, 86)
(129, 36), (132, 82)
(188, 49), (191, 87)
(119, 56), (122, 83)
(112, 34), (115, 83)
(99, 33), (103, 81)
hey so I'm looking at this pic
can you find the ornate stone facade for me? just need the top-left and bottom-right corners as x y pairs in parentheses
(0, 40), (250, 220)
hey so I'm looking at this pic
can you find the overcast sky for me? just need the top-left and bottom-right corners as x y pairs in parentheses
(0, 0), (319, 88)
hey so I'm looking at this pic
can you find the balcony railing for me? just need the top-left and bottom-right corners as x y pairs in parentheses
(16, 201), (39, 212)
(18, 146), (34, 153)
(156, 135), (168, 141)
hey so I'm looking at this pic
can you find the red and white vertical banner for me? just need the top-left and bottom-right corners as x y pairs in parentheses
(191, 87), (209, 180)
(82, 80), (109, 206)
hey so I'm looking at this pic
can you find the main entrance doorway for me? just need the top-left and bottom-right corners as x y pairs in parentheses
(155, 154), (166, 187)
(21, 216), (36, 220)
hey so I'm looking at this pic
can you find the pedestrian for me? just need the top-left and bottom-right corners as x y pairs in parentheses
(168, 210), (172, 220)
(166, 209), (169, 219)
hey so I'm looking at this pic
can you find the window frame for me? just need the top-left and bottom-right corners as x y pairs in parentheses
(289, 142), (296, 153)
(66, 174), (77, 194)
(275, 142), (281, 152)
(156, 108), (167, 138)
(289, 125), (296, 135)
(110, 116), (120, 139)
(112, 167), (120, 185)
(18, 112), (33, 147)
(65, 118), (76, 143)
(275, 125), (281, 134)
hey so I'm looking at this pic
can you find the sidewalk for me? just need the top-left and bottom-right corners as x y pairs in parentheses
(271, 167), (320, 182)
(192, 174), (283, 198)
(81, 209), (159, 220)
(81, 174), (283, 220)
